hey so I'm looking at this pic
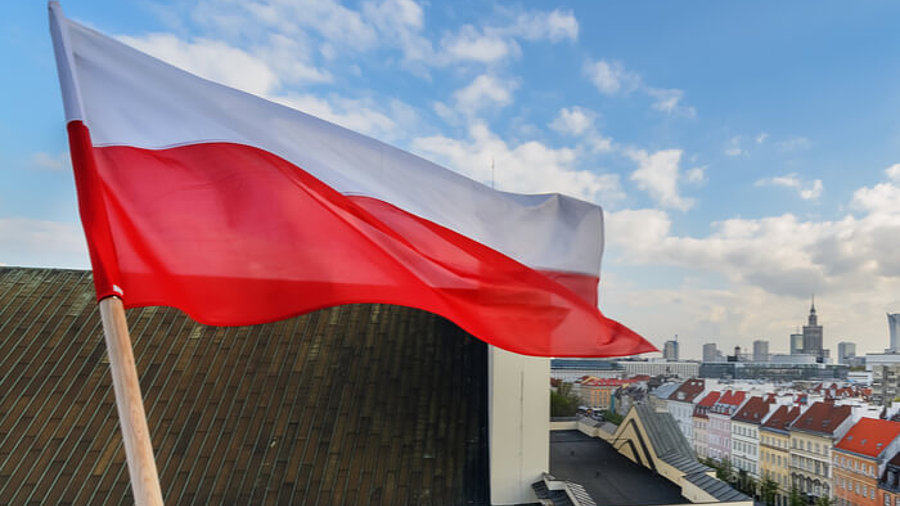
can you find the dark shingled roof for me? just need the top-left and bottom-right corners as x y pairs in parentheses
(732, 396), (772, 425)
(761, 405), (802, 433)
(0, 267), (489, 505)
(791, 401), (852, 436)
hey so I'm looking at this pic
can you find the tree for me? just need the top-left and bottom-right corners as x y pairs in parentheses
(716, 458), (735, 484)
(759, 474), (778, 506)
(789, 487), (805, 506)
(814, 495), (834, 506)
(550, 381), (581, 417)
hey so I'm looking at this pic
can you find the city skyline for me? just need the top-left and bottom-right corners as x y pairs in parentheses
(2, 2), (900, 359)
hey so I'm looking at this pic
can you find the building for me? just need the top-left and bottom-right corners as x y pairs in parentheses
(0, 268), (496, 504)
(551, 358), (623, 381)
(700, 361), (848, 381)
(803, 299), (824, 359)
(579, 377), (639, 410)
(693, 391), (722, 459)
(890, 314), (900, 353)
(789, 401), (854, 499)
(869, 361), (900, 406)
(651, 381), (682, 413)
(839, 342), (857, 366)
(620, 360), (700, 379)
(704, 343), (721, 363)
(754, 340), (770, 362)
(587, 404), (751, 505)
(731, 396), (774, 480)
(791, 333), (805, 355)
(664, 340), (680, 361)
(878, 454), (900, 506)
(760, 405), (803, 506)
(667, 379), (707, 442)
(708, 390), (747, 462)
(833, 418), (900, 506)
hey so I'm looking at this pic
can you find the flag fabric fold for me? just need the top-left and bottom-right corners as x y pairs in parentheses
(49, 3), (655, 357)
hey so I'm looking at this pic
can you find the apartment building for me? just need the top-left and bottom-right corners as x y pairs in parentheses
(693, 391), (721, 459)
(760, 405), (803, 506)
(667, 378), (707, 441)
(732, 396), (774, 479)
(833, 418), (900, 506)
(789, 402), (853, 499)
(708, 390), (747, 462)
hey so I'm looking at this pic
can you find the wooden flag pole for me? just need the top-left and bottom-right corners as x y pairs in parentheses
(99, 296), (165, 506)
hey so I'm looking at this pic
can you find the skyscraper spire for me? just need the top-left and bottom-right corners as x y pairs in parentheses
(810, 293), (816, 314)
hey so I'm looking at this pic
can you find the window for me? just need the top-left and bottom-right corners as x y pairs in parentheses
(884, 493), (890, 506)
(872, 489), (876, 500)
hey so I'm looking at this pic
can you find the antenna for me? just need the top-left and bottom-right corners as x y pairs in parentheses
(491, 157), (495, 190)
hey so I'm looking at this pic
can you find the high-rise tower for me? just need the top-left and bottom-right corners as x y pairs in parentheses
(802, 296), (823, 359)
(888, 313), (900, 353)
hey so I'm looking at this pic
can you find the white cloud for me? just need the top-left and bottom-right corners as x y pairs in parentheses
(756, 132), (769, 144)
(756, 174), (823, 200)
(627, 148), (694, 211)
(550, 107), (595, 136)
(440, 26), (517, 64)
(583, 59), (639, 95)
(583, 59), (694, 116)
(0, 218), (88, 269)
(724, 135), (744, 157)
(412, 122), (624, 205)
(118, 33), (283, 96)
(503, 9), (578, 42)
(685, 167), (706, 184)
(30, 151), (70, 172)
(646, 87), (696, 117)
(603, 165), (900, 346)
(452, 74), (517, 116)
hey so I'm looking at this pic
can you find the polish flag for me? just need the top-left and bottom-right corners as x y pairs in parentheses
(49, 3), (655, 357)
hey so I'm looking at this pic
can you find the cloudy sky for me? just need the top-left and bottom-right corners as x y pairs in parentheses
(3, 1), (900, 359)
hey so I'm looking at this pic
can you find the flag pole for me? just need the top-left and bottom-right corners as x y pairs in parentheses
(49, 4), (165, 504)
(99, 296), (165, 506)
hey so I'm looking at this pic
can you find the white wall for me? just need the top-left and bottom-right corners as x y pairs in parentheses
(489, 346), (550, 505)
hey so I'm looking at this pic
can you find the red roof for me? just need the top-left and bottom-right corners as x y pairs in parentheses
(732, 396), (773, 424)
(835, 418), (900, 458)
(668, 379), (706, 403)
(719, 390), (747, 406)
(791, 401), (852, 435)
(693, 391), (721, 419)
(762, 405), (802, 432)
(698, 391), (721, 407)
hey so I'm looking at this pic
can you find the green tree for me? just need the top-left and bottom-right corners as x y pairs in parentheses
(550, 382), (581, 417)
(759, 474), (778, 506)
(814, 495), (834, 506)
(716, 458), (734, 484)
(602, 409), (623, 425)
(789, 487), (805, 506)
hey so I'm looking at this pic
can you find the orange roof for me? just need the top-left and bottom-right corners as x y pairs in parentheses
(835, 418), (900, 458)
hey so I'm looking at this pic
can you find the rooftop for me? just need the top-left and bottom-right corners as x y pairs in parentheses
(791, 401), (852, 436)
(732, 396), (773, 424)
(761, 405), (802, 432)
(835, 418), (900, 458)
(0, 267), (489, 504)
(668, 379), (705, 403)
(549, 430), (685, 506)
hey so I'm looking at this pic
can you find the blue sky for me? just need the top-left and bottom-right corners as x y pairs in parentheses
(3, 0), (900, 359)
